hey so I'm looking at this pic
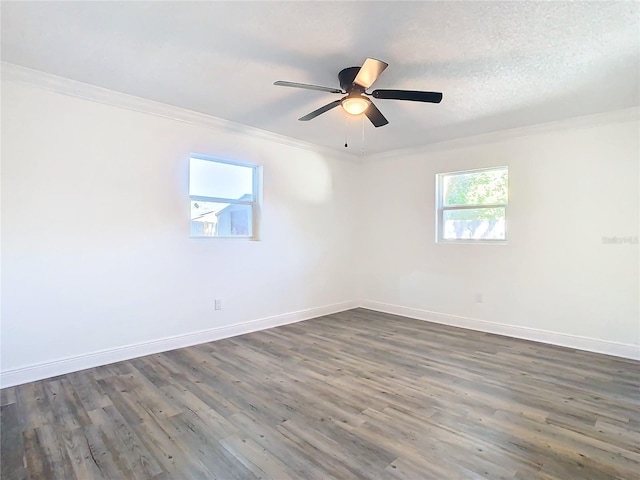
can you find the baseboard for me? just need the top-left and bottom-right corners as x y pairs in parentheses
(0, 300), (358, 388)
(3, 299), (636, 388)
(359, 300), (640, 361)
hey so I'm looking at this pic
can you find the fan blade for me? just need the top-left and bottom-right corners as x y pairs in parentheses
(274, 81), (342, 94)
(353, 58), (388, 89)
(372, 89), (443, 103)
(298, 100), (342, 121)
(364, 102), (389, 127)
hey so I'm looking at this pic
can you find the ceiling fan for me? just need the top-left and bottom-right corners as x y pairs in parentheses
(274, 58), (443, 127)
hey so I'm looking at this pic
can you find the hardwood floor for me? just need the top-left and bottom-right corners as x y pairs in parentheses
(1, 308), (639, 479)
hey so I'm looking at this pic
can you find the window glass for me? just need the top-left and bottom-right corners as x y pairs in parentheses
(189, 156), (259, 238)
(189, 158), (254, 201)
(443, 168), (507, 206)
(436, 166), (508, 243)
(442, 208), (505, 240)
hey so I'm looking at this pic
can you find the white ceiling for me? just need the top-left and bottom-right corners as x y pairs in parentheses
(2, 1), (639, 155)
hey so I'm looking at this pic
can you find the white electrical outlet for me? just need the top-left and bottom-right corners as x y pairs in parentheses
(214, 299), (222, 310)
(475, 293), (483, 303)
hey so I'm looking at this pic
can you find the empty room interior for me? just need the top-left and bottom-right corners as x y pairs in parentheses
(1, 2), (639, 479)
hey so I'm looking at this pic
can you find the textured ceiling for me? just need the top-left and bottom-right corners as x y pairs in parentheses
(2, 1), (639, 155)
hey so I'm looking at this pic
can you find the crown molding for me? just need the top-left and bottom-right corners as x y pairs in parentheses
(1, 62), (361, 163)
(3, 62), (637, 163)
(365, 106), (640, 162)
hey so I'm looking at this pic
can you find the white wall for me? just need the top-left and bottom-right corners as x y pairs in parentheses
(1, 80), (360, 383)
(360, 114), (640, 356)
(2, 75), (638, 387)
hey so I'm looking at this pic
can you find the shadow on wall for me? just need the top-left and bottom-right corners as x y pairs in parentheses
(270, 152), (333, 204)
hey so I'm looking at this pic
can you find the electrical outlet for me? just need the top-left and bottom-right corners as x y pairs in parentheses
(214, 299), (222, 310)
(474, 293), (483, 303)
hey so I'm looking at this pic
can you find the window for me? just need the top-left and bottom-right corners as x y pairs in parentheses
(189, 155), (260, 238)
(436, 166), (508, 242)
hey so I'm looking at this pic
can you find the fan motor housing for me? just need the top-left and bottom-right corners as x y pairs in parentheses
(339, 67), (365, 93)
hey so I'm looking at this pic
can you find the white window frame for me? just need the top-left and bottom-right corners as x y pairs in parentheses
(189, 154), (261, 240)
(435, 166), (508, 244)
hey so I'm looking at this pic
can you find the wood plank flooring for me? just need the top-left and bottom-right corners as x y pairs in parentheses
(1, 308), (639, 479)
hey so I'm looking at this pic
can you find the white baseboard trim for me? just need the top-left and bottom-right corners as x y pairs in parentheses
(0, 300), (358, 388)
(3, 299), (637, 388)
(359, 300), (640, 361)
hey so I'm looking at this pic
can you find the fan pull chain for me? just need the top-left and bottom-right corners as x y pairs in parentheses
(344, 113), (348, 148)
(362, 115), (365, 154)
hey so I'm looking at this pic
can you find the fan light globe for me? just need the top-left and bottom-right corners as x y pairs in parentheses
(341, 96), (370, 115)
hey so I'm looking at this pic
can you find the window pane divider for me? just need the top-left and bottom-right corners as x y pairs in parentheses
(190, 195), (255, 205)
(441, 204), (506, 210)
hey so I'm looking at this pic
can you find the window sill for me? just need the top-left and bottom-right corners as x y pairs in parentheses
(190, 235), (260, 241)
(436, 240), (507, 245)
